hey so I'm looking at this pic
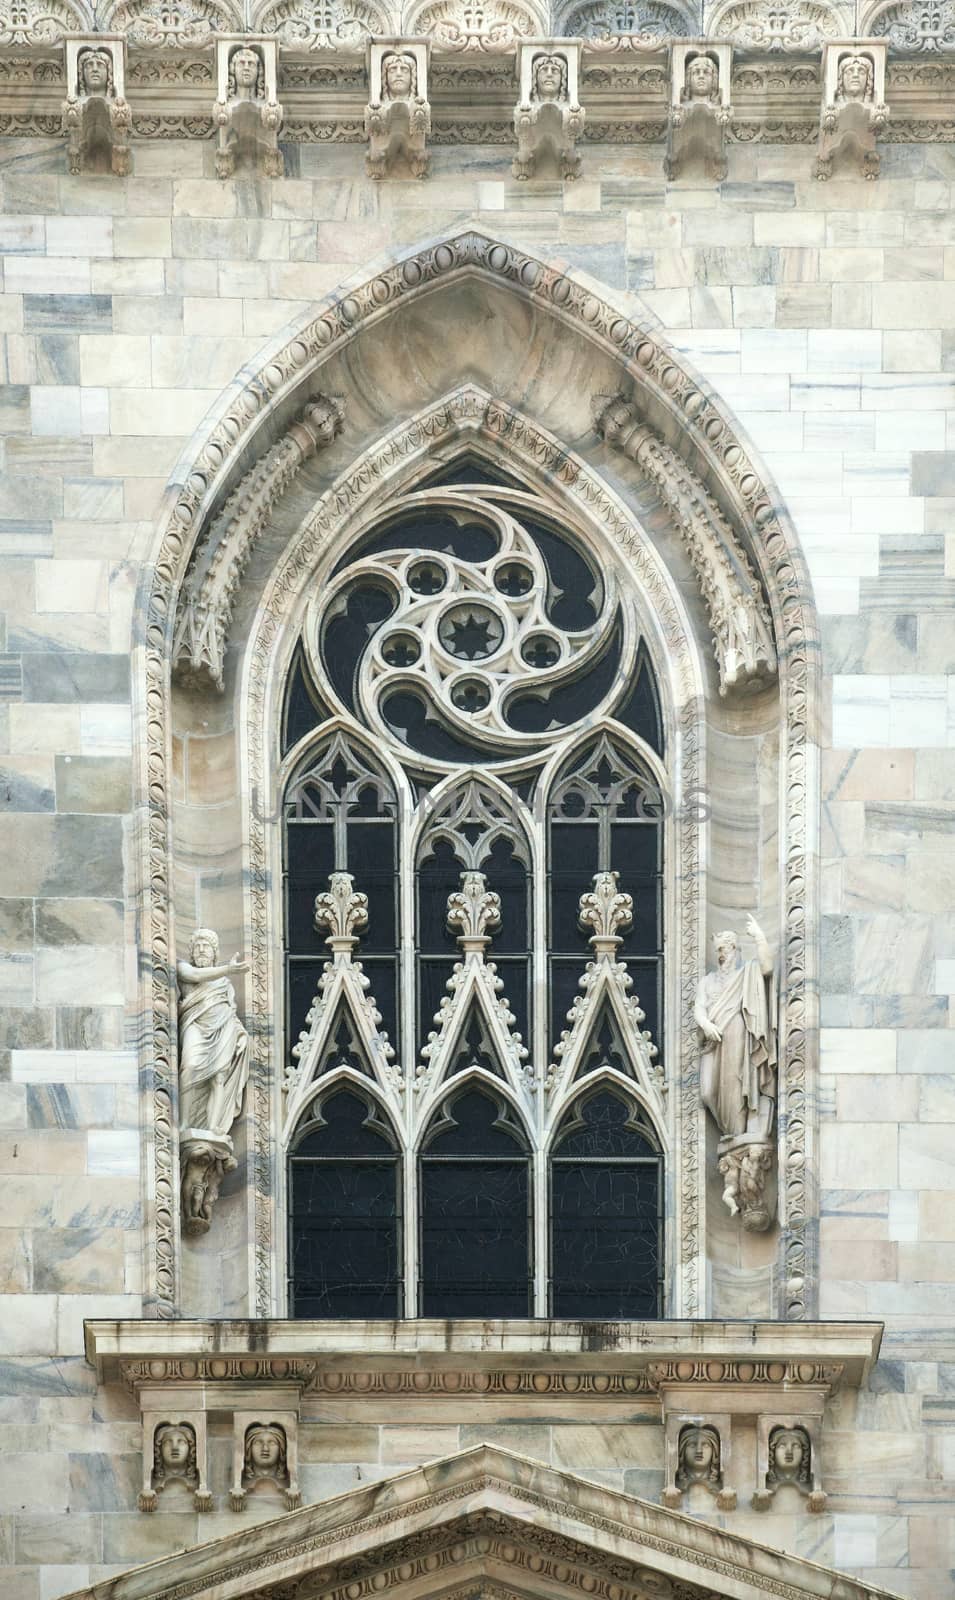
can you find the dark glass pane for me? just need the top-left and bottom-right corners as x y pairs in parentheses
(322, 583), (395, 711)
(494, 956), (529, 1047)
(348, 821), (396, 950)
(484, 836), (527, 953)
(383, 690), (498, 765)
(551, 1161), (661, 1319)
(550, 822), (598, 950)
(418, 841), (465, 952)
(420, 456), (523, 490)
(420, 1160), (530, 1317)
(286, 819), (335, 887)
(522, 515), (599, 631)
(292, 1087), (395, 1154)
(549, 957), (586, 1050)
(615, 874), (661, 962)
(554, 1089), (659, 1158)
(424, 1087), (529, 1154)
(360, 957), (399, 1051)
(290, 1155), (399, 1318)
(337, 508), (499, 571)
(282, 648), (324, 756)
(615, 648), (664, 757)
(506, 623), (621, 734)
(287, 958), (325, 1048)
(418, 957), (457, 1045)
(610, 820), (660, 879)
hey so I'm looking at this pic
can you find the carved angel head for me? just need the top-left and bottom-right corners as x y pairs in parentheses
(303, 394), (344, 446)
(78, 48), (114, 97)
(682, 51), (719, 104)
(228, 44), (265, 101)
(836, 51), (873, 104)
(153, 1422), (198, 1489)
(532, 52), (567, 103)
(767, 1424), (812, 1488)
(676, 1423), (722, 1489)
(382, 52), (417, 100)
(243, 1422), (290, 1485)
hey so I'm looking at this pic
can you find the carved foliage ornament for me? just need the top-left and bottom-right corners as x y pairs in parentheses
(594, 395), (777, 695)
(173, 393), (344, 689)
(403, 0), (544, 50)
(256, 0), (390, 48)
(709, 0), (850, 49)
(0, 0), (88, 43)
(868, 0), (955, 49)
(103, 0), (241, 46)
(558, 0), (693, 37)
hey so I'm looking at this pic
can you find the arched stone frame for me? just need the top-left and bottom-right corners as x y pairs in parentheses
(136, 229), (818, 1324)
(252, 388), (702, 1318)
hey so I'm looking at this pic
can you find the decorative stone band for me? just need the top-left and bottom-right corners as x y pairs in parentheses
(89, 1317), (882, 1391)
(594, 393), (777, 695)
(172, 393), (344, 689)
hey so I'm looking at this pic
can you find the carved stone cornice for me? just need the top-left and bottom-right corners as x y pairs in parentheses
(86, 1317), (883, 1390)
(2, 30), (955, 146)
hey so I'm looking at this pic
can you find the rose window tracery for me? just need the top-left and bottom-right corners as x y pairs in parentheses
(309, 486), (630, 773)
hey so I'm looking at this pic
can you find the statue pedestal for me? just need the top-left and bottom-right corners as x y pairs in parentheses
(180, 1131), (237, 1237)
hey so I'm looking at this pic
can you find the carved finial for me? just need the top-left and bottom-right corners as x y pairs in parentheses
(446, 871), (501, 956)
(578, 871), (633, 956)
(314, 871), (369, 955)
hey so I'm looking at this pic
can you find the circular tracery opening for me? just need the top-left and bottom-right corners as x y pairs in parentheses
(309, 484), (637, 774)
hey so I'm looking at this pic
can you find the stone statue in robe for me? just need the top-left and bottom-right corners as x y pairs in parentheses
(695, 916), (777, 1230)
(177, 927), (249, 1235)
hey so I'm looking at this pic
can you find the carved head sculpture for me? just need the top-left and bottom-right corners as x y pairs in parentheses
(243, 1422), (289, 1486)
(683, 52), (719, 104)
(382, 52), (417, 100)
(190, 928), (219, 969)
(532, 52), (568, 103)
(767, 1425), (812, 1488)
(836, 51), (874, 103)
(303, 394), (344, 446)
(713, 930), (739, 970)
(675, 1424), (722, 1489)
(228, 45), (265, 100)
(78, 48), (113, 97)
(153, 1422), (198, 1489)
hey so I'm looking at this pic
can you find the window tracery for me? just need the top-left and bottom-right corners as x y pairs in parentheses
(282, 466), (671, 1316)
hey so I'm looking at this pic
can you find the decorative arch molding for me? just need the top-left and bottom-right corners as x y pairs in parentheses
(243, 384), (706, 1318)
(138, 229), (818, 1327)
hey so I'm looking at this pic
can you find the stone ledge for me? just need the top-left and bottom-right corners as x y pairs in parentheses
(84, 1316), (883, 1389)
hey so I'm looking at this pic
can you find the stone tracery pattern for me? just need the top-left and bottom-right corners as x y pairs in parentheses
(143, 232), (816, 1326)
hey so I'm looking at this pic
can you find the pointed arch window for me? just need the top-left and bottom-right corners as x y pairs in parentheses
(288, 1085), (401, 1318)
(282, 461), (668, 1318)
(550, 1087), (663, 1319)
(419, 1086), (532, 1317)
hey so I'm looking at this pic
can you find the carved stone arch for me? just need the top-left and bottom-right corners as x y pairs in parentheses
(545, 1066), (669, 1155)
(139, 229), (818, 1328)
(411, 766), (537, 875)
(287, 1064), (399, 1145)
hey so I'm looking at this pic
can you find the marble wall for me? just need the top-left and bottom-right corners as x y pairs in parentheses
(0, 132), (954, 1600)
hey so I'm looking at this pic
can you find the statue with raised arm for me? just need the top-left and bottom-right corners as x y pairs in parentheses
(695, 915), (777, 1230)
(177, 927), (249, 1236)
